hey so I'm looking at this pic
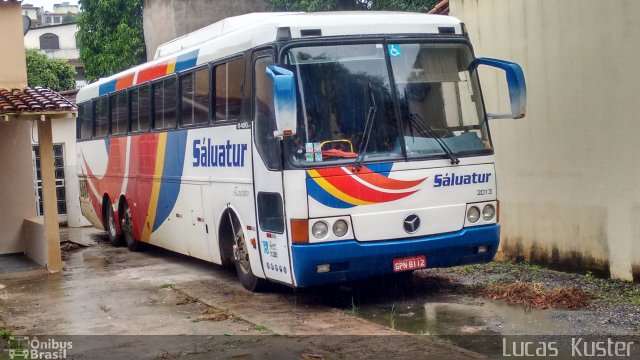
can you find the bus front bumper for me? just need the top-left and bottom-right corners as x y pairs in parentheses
(291, 224), (499, 287)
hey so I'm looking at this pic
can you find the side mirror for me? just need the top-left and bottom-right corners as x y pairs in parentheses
(266, 65), (297, 138)
(475, 58), (527, 119)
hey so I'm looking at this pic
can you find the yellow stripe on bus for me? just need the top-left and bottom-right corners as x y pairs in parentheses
(306, 169), (372, 206)
(141, 132), (167, 241)
(166, 60), (176, 74)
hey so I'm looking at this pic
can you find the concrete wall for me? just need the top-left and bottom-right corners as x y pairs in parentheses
(31, 117), (91, 228)
(0, 2), (28, 88)
(0, 121), (37, 254)
(23, 217), (46, 266)
(0, 2), (37, 255)
(143, 0), (266, 60)
(450, 0), (640, 280)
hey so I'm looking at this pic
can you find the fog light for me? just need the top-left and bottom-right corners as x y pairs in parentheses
(317, 264), (331, 273)
(467, 206), (480, 223)
(333, 219), (349, 237)
(482, 204), (496, 221)
(478, 245), (488, 254)
(312, 221), (329, 239)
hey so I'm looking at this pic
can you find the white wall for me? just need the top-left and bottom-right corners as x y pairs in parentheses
(31, 117), (90, 228)
(24, 23), (79, 60)
(451, 0), (640, 280)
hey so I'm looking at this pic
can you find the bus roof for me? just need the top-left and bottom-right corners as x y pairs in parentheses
(77, 12), (462, 103)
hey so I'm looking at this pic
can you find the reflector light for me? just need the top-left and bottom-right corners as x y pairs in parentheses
(291, 219), (309, 244)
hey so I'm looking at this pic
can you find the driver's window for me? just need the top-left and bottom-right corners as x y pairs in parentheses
(253, 55), (281, 170)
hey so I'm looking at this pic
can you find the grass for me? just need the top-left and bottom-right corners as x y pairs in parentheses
(159, 283), (174, 289)
(251, 323), (269, 332)
(385, 305), (397, 329)
(98, 304), (111, 313)
(345, 297), (359, 316)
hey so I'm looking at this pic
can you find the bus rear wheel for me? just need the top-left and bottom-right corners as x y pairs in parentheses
(106, 204), (123, 246)
(121, 201), (140, 252)
(233, 227), (267, 292)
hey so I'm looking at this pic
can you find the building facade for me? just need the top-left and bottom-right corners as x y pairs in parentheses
(451, 0), (640, 281)
(23, 23), (89, 228)
(23, 23), (86, 88)
(142, 0), (266, 60)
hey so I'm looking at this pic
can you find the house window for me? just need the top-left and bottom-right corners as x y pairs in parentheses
(53, 16), (61, 24)
(40, 33), (60, 50)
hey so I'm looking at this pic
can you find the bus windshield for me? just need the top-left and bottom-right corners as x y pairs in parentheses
(284, 42), (490, 167)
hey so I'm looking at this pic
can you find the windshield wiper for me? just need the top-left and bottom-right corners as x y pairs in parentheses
(352, 83), (377, 172)
(409, 113), (460, 165)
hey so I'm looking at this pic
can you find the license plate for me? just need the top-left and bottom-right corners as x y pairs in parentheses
(393, 255), (426, 272)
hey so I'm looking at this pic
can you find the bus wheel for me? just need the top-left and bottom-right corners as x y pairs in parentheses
(233, 227), (267, 292)
(121, 202), (140, 252)
(106, 205), (122, 246)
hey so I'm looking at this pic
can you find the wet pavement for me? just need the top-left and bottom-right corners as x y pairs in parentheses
(0, 228), (484, 359)
(1, 227), (639, 358)
(0, 254), (42, 273)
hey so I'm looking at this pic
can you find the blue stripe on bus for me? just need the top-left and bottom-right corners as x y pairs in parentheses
(174, 50), (200, 72)
(153, 130), (188, 232)
(291, 224), (500, 287)
(367, 162), (393, 177)
(306, 173), (355, 209)
(98, 80), (117, 96)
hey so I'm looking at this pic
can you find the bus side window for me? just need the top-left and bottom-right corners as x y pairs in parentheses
(253, 56), (281, 170)
(214, 58), (244, 122)
(110, 91), (128, 135)
(94, 97), (109, 138)
(180, 66), (209, 127)
(77, 102), (93, 140)
(153, 77), (177, 130)
(131, 85), (150, 132)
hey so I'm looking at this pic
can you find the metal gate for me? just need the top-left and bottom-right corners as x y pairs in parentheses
(32, 144), (66, 216)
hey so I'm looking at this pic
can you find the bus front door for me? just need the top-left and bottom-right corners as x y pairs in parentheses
(251, 52), (293, 285)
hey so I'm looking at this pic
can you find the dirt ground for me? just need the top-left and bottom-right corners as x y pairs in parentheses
(0, 229), (484, 360)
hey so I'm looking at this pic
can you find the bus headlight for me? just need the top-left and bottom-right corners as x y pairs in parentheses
(467, 206), (480, 223)
(482, 204), (496, 221)
(312, 221), (329, 239)
(332, 220), (349, 237)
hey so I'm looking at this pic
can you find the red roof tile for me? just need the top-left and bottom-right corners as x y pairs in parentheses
(67, 58), (84, 68)
(429, 0), (449, 15)
(0, 87), (77, 115)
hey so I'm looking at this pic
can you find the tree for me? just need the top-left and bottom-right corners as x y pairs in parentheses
(25, 49), (76, 91)
(62, 12), (78, 24)
(77, 0), (146, 82)
(266, 0), (440, 12)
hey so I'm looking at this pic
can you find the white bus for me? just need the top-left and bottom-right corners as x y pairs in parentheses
(76, 12), (526, 291)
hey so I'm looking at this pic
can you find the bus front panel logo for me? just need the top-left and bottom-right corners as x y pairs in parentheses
(403, 214), (421, 234)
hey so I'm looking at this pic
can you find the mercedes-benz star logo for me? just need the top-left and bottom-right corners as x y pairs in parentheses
(403, 214), (421, 234)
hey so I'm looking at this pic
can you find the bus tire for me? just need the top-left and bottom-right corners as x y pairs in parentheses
(105, 203), (123, 246)
(234, 227), (267, 292)
(121, 201), (140, 252)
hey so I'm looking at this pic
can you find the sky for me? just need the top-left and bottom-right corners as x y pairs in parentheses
(23, 0), (80, 12)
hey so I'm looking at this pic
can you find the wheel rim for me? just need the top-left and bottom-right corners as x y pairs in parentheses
(236, 230), (251, 274)
(108, 210), (117, 238)
(122, 205), (134, 244)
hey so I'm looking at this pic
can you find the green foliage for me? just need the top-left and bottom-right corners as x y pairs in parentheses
(62, 11), (77, 24)
(266, 0), (440, 12)
(25, 49), (76, 91)
(345, 297), (359, 316)
(77, 0), (146, 82)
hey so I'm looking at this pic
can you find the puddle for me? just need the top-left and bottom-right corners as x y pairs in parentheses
(358, 297), (567, 356)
